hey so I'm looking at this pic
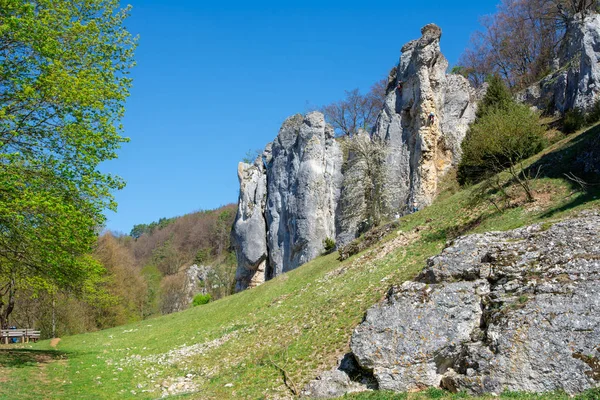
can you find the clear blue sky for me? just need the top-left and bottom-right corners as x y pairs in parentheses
(103, 0), (500, 234)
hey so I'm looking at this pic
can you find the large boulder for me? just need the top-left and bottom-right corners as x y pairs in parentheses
(518, 13), (600, 114)
(349, 212), (600, 395)
(266, 112), (343, 276)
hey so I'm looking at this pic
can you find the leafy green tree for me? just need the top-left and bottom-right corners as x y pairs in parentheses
(0, 0), (136, 328)
(458, 103), (546, 201)
(476, 75), (514, 118)
(130, 224), (149, 239)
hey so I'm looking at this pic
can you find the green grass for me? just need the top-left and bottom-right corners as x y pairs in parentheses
(342, 388), (600, 399)
(1, 126), (599, 399)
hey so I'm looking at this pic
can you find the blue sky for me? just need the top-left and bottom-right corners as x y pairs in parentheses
(104, 0), (500, 234)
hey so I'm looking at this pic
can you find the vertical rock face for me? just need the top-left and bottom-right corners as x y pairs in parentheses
(231, 155), (269, 292)
(518, 13), (600, 113)
(232, 112), (343, 289)
(372, 24), (478, 212)
(266, 112), (343, 276)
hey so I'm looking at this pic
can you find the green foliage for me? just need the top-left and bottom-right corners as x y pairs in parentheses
(151, 239), (183, 276)
(563, 108), (586, 134)
(0, 0), (136, 327)
(141, 264), (161, 318)
(586, 99), (600, 125)
(192, 293), (211, 307)
(194, 248), (212, 265)
(459, 103), (545, 186)
(323, 237), (336, 254)
(476, 75), (514, 118)
(130, 217), (174, 238)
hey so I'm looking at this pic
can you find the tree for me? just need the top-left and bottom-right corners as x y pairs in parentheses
(339, 132), (390, 232)
(0, 1), (136, 328)
(320, 79), (386, 137)
(476, 75), (514, 118)
(458, 103), (546, 202)
(458, 0), (600, 90)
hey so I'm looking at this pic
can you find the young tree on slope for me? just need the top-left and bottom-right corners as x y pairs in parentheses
(458, 77), (545, 203)
(0, 0), (136, 328)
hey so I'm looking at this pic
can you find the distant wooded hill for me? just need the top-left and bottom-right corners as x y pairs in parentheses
(12, 204), (237, 339)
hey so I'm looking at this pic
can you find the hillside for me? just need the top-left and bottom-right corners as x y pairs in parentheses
(1, 124), (599, 399)
(9, 204), (237, 339)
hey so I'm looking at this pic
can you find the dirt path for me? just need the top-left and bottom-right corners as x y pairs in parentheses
(50, 338), (61, 348)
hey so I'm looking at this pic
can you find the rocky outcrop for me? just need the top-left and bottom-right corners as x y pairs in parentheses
(322, 212), (600, 396)
(234, 25), (481, 287)
(371, 24), (479, 213)
(231, 153), (269, 291)
(518, 13), (600, 114)
(232, 112), (343, 290)
(266, 112), (343, 276)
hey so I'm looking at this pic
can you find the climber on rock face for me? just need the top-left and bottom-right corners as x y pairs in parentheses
(397, 81), (403, 94)
(428, 112), (435, 125)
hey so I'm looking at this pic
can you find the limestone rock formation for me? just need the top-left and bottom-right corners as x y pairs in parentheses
(234, 25), (481, 286)
(347, 212), (600, 395)
(372, 24), (479, 213)
(266, 112), (343, 276)
(233, 112), (343, 290)
(518, 13), (600, 114)
(231, 154), (269, 292)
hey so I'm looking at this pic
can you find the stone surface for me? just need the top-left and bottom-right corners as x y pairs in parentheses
(302, 354), (375, 399)
(371, 24), (479, 214)
(233, 112), (343, 289)
(266, 112), (343, 276)
(518, 13), (600, 114)
(347, 212), (600, 395)
(231, 153), (269, 291)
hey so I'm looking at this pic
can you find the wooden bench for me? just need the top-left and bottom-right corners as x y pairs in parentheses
(0, 329), (41, 344)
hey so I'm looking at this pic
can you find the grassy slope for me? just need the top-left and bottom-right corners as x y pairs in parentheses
(1, 126), (599, 400)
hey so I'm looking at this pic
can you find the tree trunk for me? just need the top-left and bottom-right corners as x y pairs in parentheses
(52, 296), (56, 338)
(0, 277), (16, 329)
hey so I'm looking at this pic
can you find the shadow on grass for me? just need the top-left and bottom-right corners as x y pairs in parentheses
(539, 187), (600, 219)
(529, 124), (600, 186)
(0, 348), (67, 368)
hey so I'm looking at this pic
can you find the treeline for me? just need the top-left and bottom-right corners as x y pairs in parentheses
(10, 205), (237, 338)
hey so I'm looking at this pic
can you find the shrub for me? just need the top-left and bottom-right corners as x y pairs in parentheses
(586, 99), (600, 125)
(563, 108), (585, 133)
(323, 237), (336, 254)
(194, 248), (211, 265)
(192, 293), (211, 307)
(476, 75), (513, 118)
(459, 103), (546, 186)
